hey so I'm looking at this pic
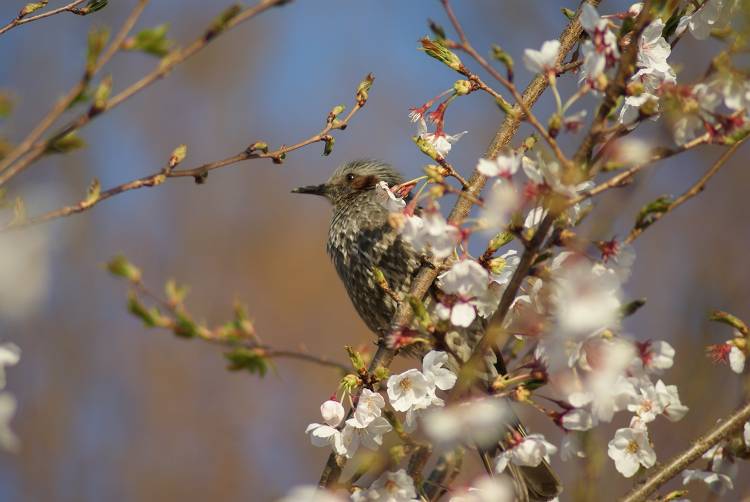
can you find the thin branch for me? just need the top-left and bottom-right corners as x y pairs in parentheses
(0, 0), (88, 36)
(623, 137), (746, 244)
(619, 400), (750, 502)
(442, 0), (576, 172)
(567, 133), (711, 207)
(263, 349), (349, 372)
(0, 0), (291, 188)
(1, 80), (369, 231)
(0, 0), (150, 180)
(317, 1), (591, 489)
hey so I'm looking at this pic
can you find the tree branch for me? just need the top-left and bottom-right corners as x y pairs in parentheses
(1, 76), (370, 231)
(619, 400), (750, 502)
(317, 0), (591, 488)
(0, 0), (89, 36)
(0, 0), (292, 188)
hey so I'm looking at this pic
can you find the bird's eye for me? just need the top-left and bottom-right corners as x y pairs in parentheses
(346, 173), (356, 182)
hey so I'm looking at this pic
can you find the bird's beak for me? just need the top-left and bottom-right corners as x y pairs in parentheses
(291, 183), (328, 196)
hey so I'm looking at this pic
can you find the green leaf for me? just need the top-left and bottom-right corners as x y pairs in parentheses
(174, 312), (199, 338)
(0, 92), (14, 119)
(125, 24), (173, 57)
(19, 2), (48, 17)
(205, 4), (242, 40)
(164, 279), (189, 305)
(76, 0), (108, 15)
(224, 347), (269, 377)
(84, 177), (100, 205)
(86, 26), (110, 74)
(106, 255), (142, 282)
(127, 292), (160, 327)
(620, 298), (647, 318)
(92, 75), (112, 111)
(419, 37), (462, 72)
(45, 131), (86, 154)
(634, 195), (673, 230)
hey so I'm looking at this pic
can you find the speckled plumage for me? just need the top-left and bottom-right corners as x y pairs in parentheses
(293, 159), (561, 501)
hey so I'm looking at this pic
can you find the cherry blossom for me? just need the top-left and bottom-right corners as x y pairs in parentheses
(353, 388), (386, 427)
(478, 179), (520, 233)
(476, 152), (520, 178)
(422, 350), (458, 391)
(560, 434), (586, 461)
(0, 343), (20, 390)
(416, 118), (467, 159)
(0, 393), (18, 451)
(608, 426), (656, 477)
(579, 3), (619, 82)
(551, 258), (623, 338)
(352, 469), (419, 502)
(306, 400), (347, 455)
(374, 181), (406, 212)
(436, 259), (490, 327)
(495, 433), (558, 473)
(682, 469), (734, 493)
(276, 486), (347, 502)
(399, 205), (460, 259)
(448, 476), (515, 502)
(523, 40), (560, 74)
(343, 414), (392, 452)
(677, 0), (736, 40)
(387, 368), (435, 412)
(423, 397), (510, 447)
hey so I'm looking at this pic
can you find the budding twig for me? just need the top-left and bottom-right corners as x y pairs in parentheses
(0, 0), (291, 188)
(0, 78), (370, 231)
(623, 136), (747, 244)
(0, 0), (89, 36)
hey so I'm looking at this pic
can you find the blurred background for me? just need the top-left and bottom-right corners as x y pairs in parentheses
(0, 1), (748, 500)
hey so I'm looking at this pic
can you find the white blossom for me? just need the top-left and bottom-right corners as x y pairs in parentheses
(423, 397), (510, 447)
(523, 40), (560, 73)
(478, 179), (520, 233)
(551, 259), (623, 338)
(655, 380), (688, 422)
(0, 343), (20, 390)
(374, 181), (406, 212)
(560, 434), (586, 461)
(677, 0), (736, 40)
(306, 400), (348, 456)
(637, 20), (672, 74)
(387, 368), (435, 412)
(0, 393), (18, 452)
(682, 469), (734, 493)
(495, 434), (558, 473)
(437, 260), (490, 327)
(744, 422), (750, 448)
(632, 340), (675, 375)
(276, 486), (347, 502)
(729, 345), (745, 373)
(400, 207), (460, 259)
(476, 152), (520, 178)
(579, 4), (619, 82)
(608, 427), (657, 477)
(0, 228), (52, 320)
(448, 476), (515, 502)
(561, 407), (596, 431)
(353, 469), (419, 502)
(353, 388), (386, 427)
(343, 415), (392, 451)
(417, 119), (467, 159)
(422, 350), (458, 391)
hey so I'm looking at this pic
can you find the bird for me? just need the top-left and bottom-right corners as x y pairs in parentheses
(293, 159), (561, 501)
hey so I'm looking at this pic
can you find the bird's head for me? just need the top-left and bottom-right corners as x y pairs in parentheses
(292, 159), (404, 208)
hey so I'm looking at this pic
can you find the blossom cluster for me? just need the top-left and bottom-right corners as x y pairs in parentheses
(289, 0), (750, 500)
